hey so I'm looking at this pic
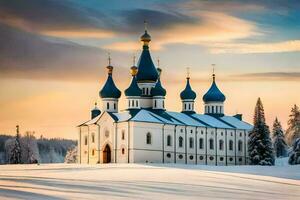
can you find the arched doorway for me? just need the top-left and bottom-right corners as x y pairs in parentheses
(103, 144), (111, 163)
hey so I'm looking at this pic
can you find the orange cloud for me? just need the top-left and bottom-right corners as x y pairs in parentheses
(105, 11), (258, 51)
(209, 40), (300, 54)
(41, 29), (115, 39)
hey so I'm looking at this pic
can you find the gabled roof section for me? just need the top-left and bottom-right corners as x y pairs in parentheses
(192, 114), (233, 129)
(220, 116), (253, 130)
(166, 112), (206, 127)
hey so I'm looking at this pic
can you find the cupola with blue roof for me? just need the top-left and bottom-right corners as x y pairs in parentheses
(203, 66), (226, 116)
(125, 58), (142, 110)
(180, 68), (196, 114)
(136, 21), (159, 98)
(152, 67), (166, 110)
(91, 102), (101, 119)
(99, 55), (121, 113)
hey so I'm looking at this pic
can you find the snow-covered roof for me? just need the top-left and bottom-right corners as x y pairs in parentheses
(79, 109), (252, 131)
(220, 116), (253, 130)
(191, 114), (233, 129)
(166, 112), (206, 127)
(111, 111), (132, 122)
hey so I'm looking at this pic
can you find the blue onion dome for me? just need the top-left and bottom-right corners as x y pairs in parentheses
(151, 68), (166, 97)
(125, 66), (142, 97)
(136, 30), (159, 83)
(91, 102), (101, 119)
(180, 77), (197, 100)
(202, 74), (226, 102)
(99, 65), (121, 99)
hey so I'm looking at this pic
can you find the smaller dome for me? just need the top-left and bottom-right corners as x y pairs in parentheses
(91, 102), (101, 119)
(180, 78), (196, 100)
(151, 78), (166, 97)
(203, 75), (226, 102)
(99, 66), (121, 99)
(125, 75), (142, 97)
(141, 31), (151, 43)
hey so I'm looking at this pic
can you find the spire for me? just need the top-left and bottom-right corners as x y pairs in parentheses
(212, 64), (216, 82)
(99, 54), (121, 99)
(91, 102), (101, 119)
(203, 66), (226, 103)
(180, 68), (196, 100)
(136, 22), (158, 82)
(140, 20), (151, 46)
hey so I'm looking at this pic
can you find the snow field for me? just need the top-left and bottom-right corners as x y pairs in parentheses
(0, 163), (299, 200)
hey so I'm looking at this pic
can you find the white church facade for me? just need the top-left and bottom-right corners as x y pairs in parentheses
(78, 28), (253, 165)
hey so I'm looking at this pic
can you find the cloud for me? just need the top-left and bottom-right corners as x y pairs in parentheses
(231, 72), (300, 81)
(210, 40), (300, 54)
(106, 10), (259, 51)
(0, 23), (125, 81)
(0, 0), (115, 38)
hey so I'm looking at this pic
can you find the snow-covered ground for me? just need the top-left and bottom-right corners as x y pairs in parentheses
(0, 163), (299, 200)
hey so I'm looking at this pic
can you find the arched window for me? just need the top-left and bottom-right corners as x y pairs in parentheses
(114, 103), (116, 110)
(128, 101), (130, 107)
(154, 100), (157, 108)
(132, 100), (134, 107)
(146, 132), (152, 144)
(238, 140), (243, 151)
(199, 138), (204, 149)
(189, 137), (194, 148)
(163, 100), (165, 108)
(208, 106), (210, 113)
(188, 104), (191, 110)
(179, 136), (183, 148)
(91, 133), (95, 143)
(167, 135), (172, 146)
(209, 138), (214, 150)
(92, 149), (95, 156)
(229, 140), (234, 151)
(107, 102), (109, 110)
(146, 88), (149, 95)
(122, 148), (125, 155)
(212, 106), (215, 113)
(184, 103), (187, 110)
(219, 140), (224, 150)
(136, 100), (138, 107)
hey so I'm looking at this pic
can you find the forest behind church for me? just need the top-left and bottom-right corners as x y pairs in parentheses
(0, 133), (76, 164)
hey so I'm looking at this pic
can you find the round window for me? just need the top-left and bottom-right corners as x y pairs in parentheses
(166, 153), (171, 158)
(179, 154), (183, 159)
(209, 156), (214, 161)
(220, 157), (224, 161)
(239, 158), (242, 162)
(189, 155), (194, 160)
(229, 157), (233, 161)
(199, 156), (204, 160)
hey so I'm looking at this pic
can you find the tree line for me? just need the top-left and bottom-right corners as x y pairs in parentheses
(0, 126), (76, 164)
(248, 99), (300, 165)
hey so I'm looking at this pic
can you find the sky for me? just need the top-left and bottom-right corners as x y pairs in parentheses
(0, 0), (300, 139)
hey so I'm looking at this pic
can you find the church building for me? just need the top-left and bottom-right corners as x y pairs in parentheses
(78, 28), (253, 165)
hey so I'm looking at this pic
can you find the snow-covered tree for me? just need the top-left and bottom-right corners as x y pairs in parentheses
(9, 126), (22, 164)
(272, 118), (287, 157)
(20, 131), (40, 164)
(64, 146), (78, 163)
(248, 98), (275, 165)
(286, 104), (300, 146)
(288, 138), (300, 165)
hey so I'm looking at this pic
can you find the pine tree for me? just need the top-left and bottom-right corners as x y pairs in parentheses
(272, 118), (287, 157)
(9, 125), (22, 164)
(248, 98), (275, 165)
(286, 104), (300, 146)
(288, 138), (300, 165)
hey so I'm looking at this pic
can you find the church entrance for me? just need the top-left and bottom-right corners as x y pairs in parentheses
(103, 144), (111, 163)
